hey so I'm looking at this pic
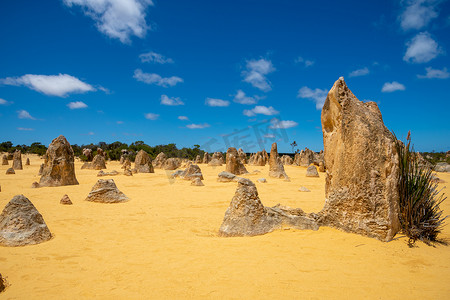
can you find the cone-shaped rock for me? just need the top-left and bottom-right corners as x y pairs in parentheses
(60, 194), (73, 205)
(226, 147), (248, 175)
(153, 152), (167, 169)
(180, 163), (204, 180)
(91, 154), (107, 170)
(6, 168), (15, 175)
(195, 155), (202, 164)
(0, 273), (5, 292)
(12, 150), (22, 170)
(219, 178), (318, 237)
(237, 148), (247, 164)
(1, 155), (8, 166)
(268, 143), (288, 179)
(0, 195), (52, 246)
(202, 152), (211, 164)
(163, 158), (180, 170)
(85, 179), (128, 203)
(318, 77), (400, 242)
(39, 135), (79, 187)
(191, 178), (204, 186)
(25, 158), (30, 166)
(306, 165), (319, 177)
(134, 150), (154, 173)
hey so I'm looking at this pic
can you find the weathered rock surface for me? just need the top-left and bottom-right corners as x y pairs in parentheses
(191, 178), (204, 186)
(38, 164), (44, 175)
(212, 152), (224, 164)
(306, 165), (319, 177)
(435, 162), (450, 173)
(31, 182), (40, 188)
(195, 155), (202, 164)
(12, 150), (23, 170)
(97, 170), (119, 177)
(318, 161), (325, 172)
(121, 158), (131, 170)
(163, 158), (180, 170)
(217, 171), (239, 182)
(298, 186), (311, 192)
(250, 151), (266, 166)
(25, 158), (30, 166)
(202, 152), (211, 164)
(208, 158), (222, 166)
(180, 163), (204, 180)
(318, 77), (400, 242)
(281, 155), (293, 165)
(85, 179), (128, 203)
(91, 154), (107, 170)
(257, 178), (267, 183)
(82, 148), (93, 161)
(0, 195), (52, 246)
(237, 148), (247, 164)
(60, 194), (73, 205)
(124, 169), (133, 176)
(134, 150), (154, 173)
(39, 135), (79, 187)
(218, 178), (318, 237)
(153, 152), (167, 169)
(0, 273), (5, 292)
(6, 168), (15, 175)
(268, 143), (289, 180)
(1, 155), (8, 165)
(226, 147), (248, 175)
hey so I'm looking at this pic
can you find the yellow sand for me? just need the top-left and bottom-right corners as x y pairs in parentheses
(1, 154), (449, 299)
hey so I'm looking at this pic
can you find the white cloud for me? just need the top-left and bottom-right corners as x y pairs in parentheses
(205, 98), (230, 107)
(295, 56), (315, 67)
(67, 101), (88, 109)
(186, 123), (210, 129)
(263, 134), (275, 138)
(160, 94), (184, 106)
(17, 110), (36, 120)
(233, 90), (258, 105)
(17, 127), (34, 131)
(0, 73), (95, 97)
(297, 86), (328, 110)
(133, 69), (183, 87)
(349, 67), (370, 77)
(242, 58), (275, 92)
(403, 32), (442, 63)
(139, 51), (174, 64)
(417, 67), (450, 79)
(399, 0), (438, 31)
(63, 0), (154, 43)
(269, 119), (298, 129)
(178, 116), (189, 121)
(381, 81), (406, 92)
(243, 105), (279, 117)
(144, 112), (159, 120)
(0, 98), (12, 105)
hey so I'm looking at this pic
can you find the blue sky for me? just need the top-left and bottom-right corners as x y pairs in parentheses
(0, 0), (449, 153)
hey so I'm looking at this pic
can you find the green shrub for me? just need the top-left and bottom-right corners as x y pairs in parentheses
(394, 131), (447, 247)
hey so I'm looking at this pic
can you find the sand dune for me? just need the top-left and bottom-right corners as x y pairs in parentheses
(1, 154), (449, 299)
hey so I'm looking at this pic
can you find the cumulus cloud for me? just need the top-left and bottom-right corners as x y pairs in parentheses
(186, 123), (210, 129)
(133, 69), (183, 87)
(139, 51), (174, 64)
(417, 66), (450, 79)
(243, 105), (279, 117)
(17, 127), (34, 131)
(403, 32), (442, 63)
(178, 116), (189, 121)
(295, 56), (315, 67)
(17, 110), (36, 120)
(0, 73), (95, 97)
(233, 90), (258, 105)
(399, 0), (438, 31)
(0, 98), (12, 105)
(381, 81), (406, 92)
(349, 67), (370, 77)
(160, 95), (184, 106)
(67, 101), (88, 109)
(63, 0), (154, 43)
(269, 119), (298, 129)
(205, 98), (230, 107)
(242, 58), (275, 92)
(144, 112), (159, 120)
(297, 86), (328, 110)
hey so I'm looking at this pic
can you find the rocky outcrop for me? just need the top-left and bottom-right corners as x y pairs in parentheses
(85, 179), (129, 203)
(82, 148), (93, 161)
(250, 151), (266, 166)
(217, 171), (239, 182)
(226, 147), (248, 175)
(124, 169), (133, 176)
(5, 168), (15, 175)
(12, 150), (23, 170)
(195, 155), (202, 164)
(191, 178), (204, 186)
(0, 195), (52, 246)
(298, 186), (311, 192)
(80, 154), (107, 170)
(202, 152), (211, 164)
(31, 182), (39, 188)
(1, 155), (8, 165)
(163, 158), (180, 170)
(60, 194), (73, 205)
(97, 170), (119, 177)
(180, 163), (204, 180)
(208, 158), (222, 166)
(318, 77), (400, 242)
(299, 148), (315, 167)
(0, 273), (5, 292)
(318, 161), (325, 172)
(237, 148), (247, 164)
(25, 158), (30, 166)
(218, 178), (318, 237)
(153, 152), (167, 169)
(306, 165), (319, 177)
(121, 158), (131, 170)
(435, 162), (450, 173)
(268, 143), (289, 180)
(39, 135), (79, 187)
(281, 155), (293, 165)
(38, 163), (44, 175)
(212, 152), (224, 164)
(134, 150), (154, 173)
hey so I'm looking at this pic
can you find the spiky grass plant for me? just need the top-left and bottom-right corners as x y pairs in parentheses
(394, 131), (447, 247)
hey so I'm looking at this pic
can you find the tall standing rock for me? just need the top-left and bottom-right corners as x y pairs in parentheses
(134, 150), (154, 173)
(153, 152), (167, 169)
(2, 155), (8, 166)
(25, 157), (30, 165)
(0, 195), (52, 246)
(237, 148), (247, 164)
(202, 152), (211, 164)
(226, 147), (248, 175)
(39, 135), (79, 187)
(91, 154), (107, 170)
(195, 155), (202, 164)
(268, 143), (289, 180)
(12, 150), (23, 170)
(318, 77), (400, 242)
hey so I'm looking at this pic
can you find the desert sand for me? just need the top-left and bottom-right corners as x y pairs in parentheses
(1, 154), (449, 299)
